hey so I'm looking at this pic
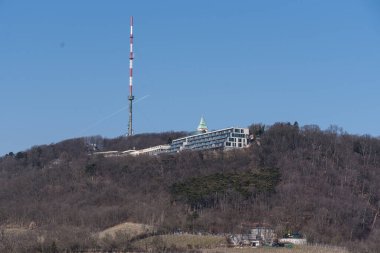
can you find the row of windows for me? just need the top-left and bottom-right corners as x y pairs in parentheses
(225, 142), (243, 147)
(173, 133), (236, 150)
(229, 137), (247, 143)
(170, 140), (247, 153)
(178, 128), (242, 142)
(189, 142), (224, 151)
(168, 128), (249, 153)
(186, 139), (225, 149)
(172, 133), (229, 145)
(188, 131), (232, 142)
(188, 134), (228, 144)
(172, 128), (245, 143)
(170, 139), (225, 152)
(232, 133), (247, 138)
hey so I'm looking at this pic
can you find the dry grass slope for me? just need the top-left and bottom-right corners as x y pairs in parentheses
(1, 225), (30, 236)
(97, 222), (154, 239)
(133, 234), (226, 250)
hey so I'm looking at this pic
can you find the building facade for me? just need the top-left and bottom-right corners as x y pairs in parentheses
(168, 127), (249, 153)
(135, 145), (171, 156)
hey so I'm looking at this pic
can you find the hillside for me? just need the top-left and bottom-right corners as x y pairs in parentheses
(0, 123), (379, 252)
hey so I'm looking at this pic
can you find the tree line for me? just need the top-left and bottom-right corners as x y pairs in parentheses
(0, 123), (379, 252)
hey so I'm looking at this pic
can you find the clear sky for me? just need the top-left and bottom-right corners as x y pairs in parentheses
(1, 0), (380, 155)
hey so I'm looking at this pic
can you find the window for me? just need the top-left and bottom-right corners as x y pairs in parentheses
(226, 142), (231, 146)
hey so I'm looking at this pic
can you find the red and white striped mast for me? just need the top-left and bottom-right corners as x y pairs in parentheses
(127, 16), (135, 136)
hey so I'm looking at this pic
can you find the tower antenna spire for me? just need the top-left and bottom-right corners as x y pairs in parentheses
(127, 16), (135, 136)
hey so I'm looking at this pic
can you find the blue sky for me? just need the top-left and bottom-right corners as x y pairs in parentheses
(1, 0), (380, 155)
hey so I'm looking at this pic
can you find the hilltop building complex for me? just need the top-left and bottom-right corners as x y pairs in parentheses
(168, 127), (249, 153)
(94, 117), (250, 157)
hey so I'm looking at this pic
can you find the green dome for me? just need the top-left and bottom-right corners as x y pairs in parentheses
(197, 116), (208, 133)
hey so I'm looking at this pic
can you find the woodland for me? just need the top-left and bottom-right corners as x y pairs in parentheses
(0, 123), (379, 252)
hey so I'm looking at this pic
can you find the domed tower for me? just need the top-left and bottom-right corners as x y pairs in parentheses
(197, 116), (208, 133)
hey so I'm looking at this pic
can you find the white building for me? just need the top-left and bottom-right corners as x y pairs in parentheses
(134, 145), (171, 156)
(168, 127), (249, 153)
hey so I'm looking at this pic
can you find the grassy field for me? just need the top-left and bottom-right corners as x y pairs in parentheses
(132, 234), (348, 253)
(203, 245), (349, 253)
(132, 234), (227, 250)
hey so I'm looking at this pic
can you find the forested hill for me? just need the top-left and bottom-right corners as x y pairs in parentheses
(1, 123), (380, 252)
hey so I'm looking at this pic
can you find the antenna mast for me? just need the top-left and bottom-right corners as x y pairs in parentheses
(127, 16), (135, 136)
